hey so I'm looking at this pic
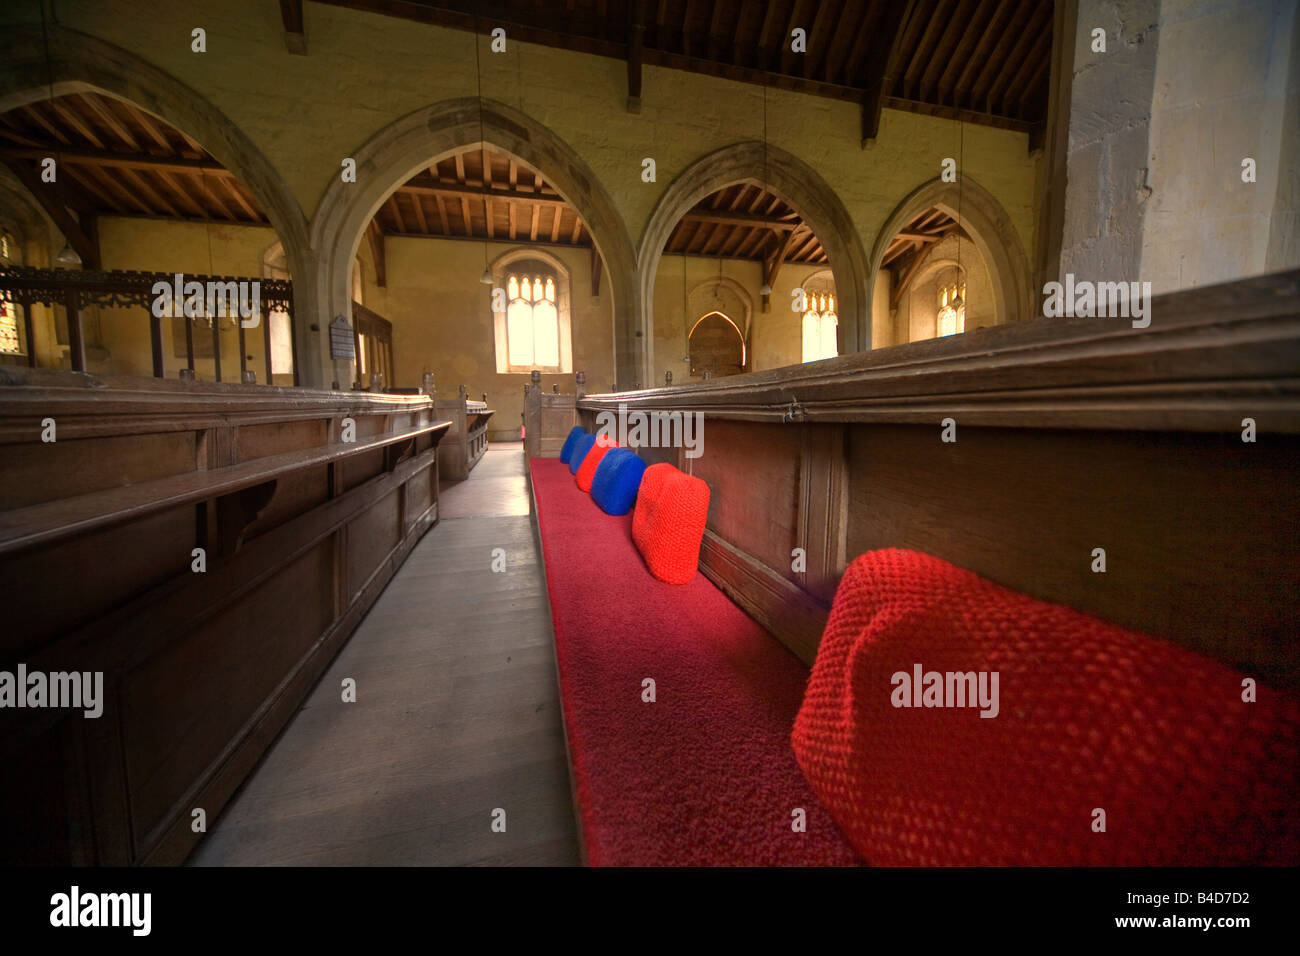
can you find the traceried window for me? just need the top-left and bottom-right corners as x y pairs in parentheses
(937, 282), (966, 337)
(801, 291), (839, 363)
(505, 273), (560, 370)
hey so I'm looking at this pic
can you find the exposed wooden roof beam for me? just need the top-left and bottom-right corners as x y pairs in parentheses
(823, 0), (863, 84)
(967, 0), (1036, 108)
(395, 180), (569, 209)
(627, 0), (645, 112)
(280, 0), (308, 55)
(803, 0), (837, 79)
(156, 170), (207, 218)
(891, 243), (933, 310)
(20, 104), (71, 145)
(77, 94), (140, 151)
(410, 191), (429, 233)
(682, 210), (798, 230)
(130, 107), (174, 154)
(778, 0), (809, 75)
(387, 194), (406, 233)
(939, 0), (1005, 105)
(881, 97), (1034, 133)
(755, 0), (782, 72)
(85, 163), (152, 216)
(199, 172), (237, 220)
(1, 154), (100, 269)
(917, 0), (975, 103)
(117, 167), (181, 218)
(65, 165), (125, 215)
(986, 2), (1051, 113)
(45, 98), (105, 149)
(706, 0), (727, 61)
(0, 146), (227, 176)
(901, 0), (955, 99)
(861, 0), (917, 145)
(428, 168), (449, 233)
(366, 220), (386, 287)
(765, 226), (797, 288)
(1006, 32), (1052, 115)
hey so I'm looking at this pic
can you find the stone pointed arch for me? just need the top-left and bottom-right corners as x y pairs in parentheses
(687, 274), (753, 339)
(309, 98), (638, 387)
(870, 177), (1033, 329)
(639, 141), (871, 377)
(0, 24), (316, 381)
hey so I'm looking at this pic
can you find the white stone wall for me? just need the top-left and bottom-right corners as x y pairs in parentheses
(1062, 0), (1299, 296)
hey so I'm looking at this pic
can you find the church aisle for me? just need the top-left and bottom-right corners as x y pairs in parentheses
(190, 443), (580, 866)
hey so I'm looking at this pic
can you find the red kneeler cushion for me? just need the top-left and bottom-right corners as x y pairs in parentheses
(792, 548), (1300, 866)
(575, 435), (618, 492)
(631, 463), (710, 585)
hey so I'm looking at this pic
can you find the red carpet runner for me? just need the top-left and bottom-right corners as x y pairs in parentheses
(529, 458), (860, 866)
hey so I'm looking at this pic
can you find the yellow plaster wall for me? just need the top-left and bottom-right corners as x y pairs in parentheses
(652, 253), (841, 378)
(379, 236), (613, 439)
(89, 217), (280, 381)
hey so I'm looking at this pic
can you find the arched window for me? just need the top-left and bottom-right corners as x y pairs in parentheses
(503, 272), (561, 370)
(937, 282), (966, 337)
(801, 291), (838, 362)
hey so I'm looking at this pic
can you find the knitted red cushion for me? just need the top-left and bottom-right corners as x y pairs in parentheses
(792, 548), (1300, 866)
(631, 463), (710, 585)
(575, 434), (618, 492)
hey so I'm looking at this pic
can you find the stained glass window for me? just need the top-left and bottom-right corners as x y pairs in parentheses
(0, 232), (21, 353)
(0, 301), (19, 354)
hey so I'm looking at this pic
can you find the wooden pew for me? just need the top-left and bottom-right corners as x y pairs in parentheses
(0, 367), (452, 865)
(435, 386), (495, 481)
(576, 270), (1300, 688)
(523, 379), (577, 459)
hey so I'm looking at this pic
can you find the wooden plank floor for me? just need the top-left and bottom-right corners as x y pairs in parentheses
(189, 442), (580, 866)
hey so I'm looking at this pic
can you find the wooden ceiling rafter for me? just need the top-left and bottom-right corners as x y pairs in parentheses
(0, 91), (271, 231)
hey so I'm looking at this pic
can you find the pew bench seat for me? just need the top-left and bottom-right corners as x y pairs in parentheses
(528, 457), (860, 866)
(0, 421), (453, 557)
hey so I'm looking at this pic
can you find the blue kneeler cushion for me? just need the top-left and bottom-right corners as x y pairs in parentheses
(559, 426), (587, 464)
(590, 448), (648, 516)
(568, 433), (597, 475)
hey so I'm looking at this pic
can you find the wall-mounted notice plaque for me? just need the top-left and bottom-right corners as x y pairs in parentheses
(329, 314), (355, 361)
